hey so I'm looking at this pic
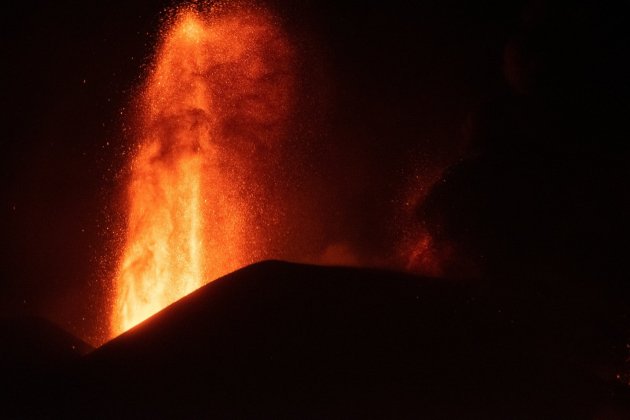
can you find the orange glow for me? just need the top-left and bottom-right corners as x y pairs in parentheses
(405, 231), (442, 277)
(111, 6), (294, 337)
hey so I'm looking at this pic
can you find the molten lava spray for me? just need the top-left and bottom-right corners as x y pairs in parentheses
(111, 5), (294, 337)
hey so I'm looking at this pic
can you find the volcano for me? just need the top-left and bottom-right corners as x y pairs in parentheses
(5, 261), (628, 418)
(2, 0), (629, 417)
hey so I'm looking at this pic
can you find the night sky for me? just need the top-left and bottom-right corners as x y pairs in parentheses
(1, 0), (627, 346)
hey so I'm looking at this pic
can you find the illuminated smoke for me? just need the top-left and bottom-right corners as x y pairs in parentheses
(111, 5), (295, 336)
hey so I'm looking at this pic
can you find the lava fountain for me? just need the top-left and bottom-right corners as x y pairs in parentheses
(111, 5), (295, 337)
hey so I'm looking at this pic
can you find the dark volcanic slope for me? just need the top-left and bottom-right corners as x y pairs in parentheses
(77, 260), (624, 419)
(0, 317), (93, 419)
(0, 316), (93, 364)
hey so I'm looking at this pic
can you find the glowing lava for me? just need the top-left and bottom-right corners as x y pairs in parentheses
(111, 6), (294, 337)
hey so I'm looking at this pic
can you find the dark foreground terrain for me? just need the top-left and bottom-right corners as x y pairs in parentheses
(2, 261), (629, 418)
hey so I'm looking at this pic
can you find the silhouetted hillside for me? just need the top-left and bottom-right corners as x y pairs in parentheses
(0, 317), (92, 419)
(78, 261), (625, 418)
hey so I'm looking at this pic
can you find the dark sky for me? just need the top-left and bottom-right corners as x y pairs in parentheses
(1, 0), (625, 346)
